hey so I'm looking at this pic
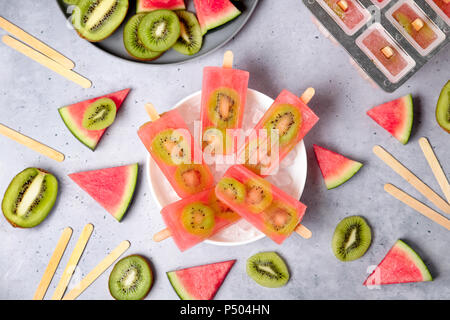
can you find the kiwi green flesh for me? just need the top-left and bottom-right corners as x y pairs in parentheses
(174, 164), (209, 194)
(108, 255), (152, 300)
(436, 80), (450, 133)
(216, 177), (246, 204)
(263, 104), (302, 147)
(207, 88), (240, 128)
(262, 201), (298, 235)
(2, 168), (58, 228)
(181, 202), (215, 236)
(82, 98), (117, 130)
(246, 252), (289, 288)
(332, 216), (372, 262)
(123, 14), (162, 60)
(245, 178), (273, 213)
(63, 0), (80, 5)
(137, 9), (180, 52)
(151, 129), (190, 165)
(72, 0), (129, 42)
(173, 10), (203, 56)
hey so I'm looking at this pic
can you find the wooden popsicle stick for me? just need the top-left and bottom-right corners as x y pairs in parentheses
(2, 35), (91, 89)
(0, 123), (65, 162)
(33, 227), (73, 300)
(295, 224), (312, 239)
(384, 184), (450, 231)
(145, 103), (160, 121)
(153, 228), (171, 242)
(222, 50), (233, 68)
(419, 137), (450, 205)
(51, 224), (94, 300)
(373, 145), (450, 214)
(0, 16), (75, 69)
(300, 87), (315, 104)
(62, 240), (130, 300)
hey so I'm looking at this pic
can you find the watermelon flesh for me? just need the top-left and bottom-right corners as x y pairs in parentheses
(364, 240), (432, 286)
(167, 260), (235, 300)
(137, 0), (185, 12)
(367, 94), (413, 144)
(193, 0), (241, 35)
(59, 89), (130, 150)
(313, 144), (363, 190)
(69, 164), (138, 221)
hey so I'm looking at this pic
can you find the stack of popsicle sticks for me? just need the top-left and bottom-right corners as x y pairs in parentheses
(146, 50), (315, 242)
(373, 140), (450, 231)
(0, 16), (91, 88)
(32, 223), (130, 300)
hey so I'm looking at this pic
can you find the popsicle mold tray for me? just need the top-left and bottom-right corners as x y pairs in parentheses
(303, 0), (449, 92)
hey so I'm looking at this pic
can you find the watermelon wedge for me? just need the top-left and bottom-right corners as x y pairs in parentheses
(193, 0), (241, 35)
(59, 89), (130, 150)
(167, 260), (235, 300)
(137, 0), (185, 12)
(367, 94), (413, 145)
(313, 144), (363, 190)
(69, 164), (138, 222)
(364, 240), (432, 286)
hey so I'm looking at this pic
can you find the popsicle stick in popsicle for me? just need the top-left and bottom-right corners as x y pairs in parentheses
(51, 223), (94, 300)
(373, 145), (450, 214)
(300, 87), (315, 104)
(33, 227), (73, 300)
(62, 240), (130, 300)
(145, 103), (160, 121)
(418, 137), (450, 205)
(222, 50), (233, 68)
(384, 184), (450, 231)
(0, 16), (75, 69)
(2, 35), (91, 88)
(0, 123), (65, 162)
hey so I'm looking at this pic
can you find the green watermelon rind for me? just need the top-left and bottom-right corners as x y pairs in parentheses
(325, 161), (363, 190)
(203, 7), (241, 35)
(58, 107), (97, 150)
(137, 0), (185, 12)
(394, 240), (433, 282)
(113, 163), (139, 222)
(397, 94), (414, 145)
(167, 271), (196, 300)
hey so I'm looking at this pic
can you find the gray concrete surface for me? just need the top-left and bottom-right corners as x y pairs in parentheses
(0, 0), (448, 300)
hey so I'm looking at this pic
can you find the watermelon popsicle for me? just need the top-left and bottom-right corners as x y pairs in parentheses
(239, 88), (319, 176)
(215, 165), (309, 244)
(317, 0), (370, 35)
(425, 0), (450, 25)
(138, 104), (214, 198)
(153, 187), (241, 252)
(201, 51), (249, 155)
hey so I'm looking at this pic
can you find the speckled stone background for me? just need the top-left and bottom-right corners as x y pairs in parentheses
(0, 0), (448, 300)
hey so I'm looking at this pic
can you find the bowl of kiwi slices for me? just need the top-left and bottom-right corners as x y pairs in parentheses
(57, 0), (259, 64)
(146, 89), (308, 246)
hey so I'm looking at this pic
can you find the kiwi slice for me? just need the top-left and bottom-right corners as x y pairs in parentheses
(262, 200), (298, 235)
(173, 11), (203, 55)
(151, 129), (191, 165)
(332, 216), (372, 262)
(202, 127), (233, 154)
(174, 164), (210, 195)
(216, 177), (246, 204)
(137, 9), (180, 52)
(123, 14), (163, 61)
(181, 202), (215, 236)
(72, 0), (129, 42)
(263, 104), (302, 147)
(436, 80), (450, 133)
(246, 252), (289, 288)
(82, 98), (116, 130)
(245, 178), (273, 213)
(108, 255), (153, 300)
(209, 192), (240, 221)
(207, 88), (240, 129)
(2, 168), (58, 228)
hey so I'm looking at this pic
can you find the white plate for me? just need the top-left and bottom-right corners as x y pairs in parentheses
(147, 89), (308, 246)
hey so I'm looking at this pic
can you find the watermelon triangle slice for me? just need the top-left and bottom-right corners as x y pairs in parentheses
(59, 89), (130, 150)
(167, 260), (236, 300)
(193, 0), (241, 35)
(364, 240), (432, 286)
(367, 94), (413, 145)
(313, 144), (363, 190)
(69, 164), (138, 222)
